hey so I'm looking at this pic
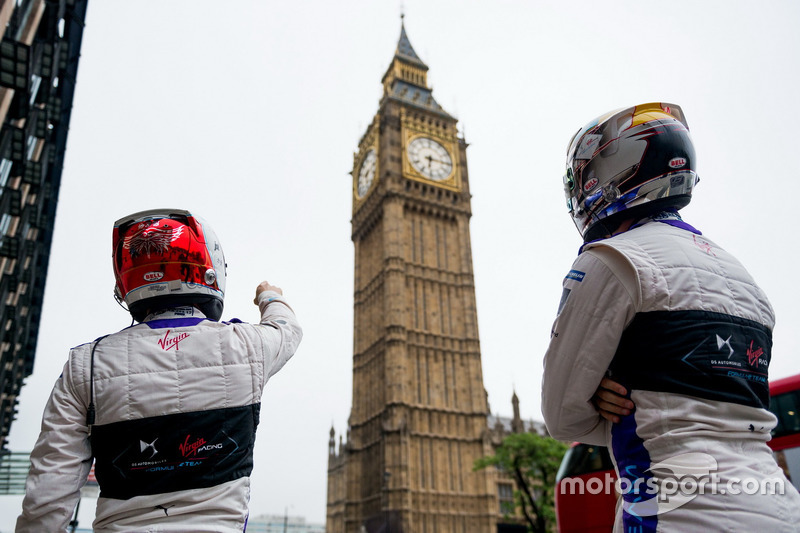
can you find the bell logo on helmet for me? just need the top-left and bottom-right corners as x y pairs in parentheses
(669, 157), (688, 169)
(583, 177), (599, 192)
(144, 271), (164, 282)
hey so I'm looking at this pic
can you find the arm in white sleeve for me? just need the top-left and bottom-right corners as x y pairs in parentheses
(541, 246), (639, 445)
(16, 356), (93, 532)
(255, 290), (303, 379)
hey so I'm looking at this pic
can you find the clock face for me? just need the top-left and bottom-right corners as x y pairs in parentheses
(357, 149), (377, 198)
(407, 137), (453, 181)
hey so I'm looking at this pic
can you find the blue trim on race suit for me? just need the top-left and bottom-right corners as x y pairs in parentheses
(144, 317), (207, 329)
(611, 413), (658, 533)
(629, 211), (701, 235)
(651, 218), (700, 235)
(579, 211), (700, 254)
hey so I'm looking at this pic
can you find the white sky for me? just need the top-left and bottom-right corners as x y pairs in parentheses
(2, 0), (800, 528)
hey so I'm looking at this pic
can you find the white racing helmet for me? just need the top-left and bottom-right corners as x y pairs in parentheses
(564, 102), (699, 241)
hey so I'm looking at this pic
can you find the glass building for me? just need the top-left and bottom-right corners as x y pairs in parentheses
(0, 0), (88, 449)
(246, 513), (325, 533)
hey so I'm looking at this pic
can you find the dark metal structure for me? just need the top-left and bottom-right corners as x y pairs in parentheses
(0, 0), (88, 449)
(0, 450), (29, 494)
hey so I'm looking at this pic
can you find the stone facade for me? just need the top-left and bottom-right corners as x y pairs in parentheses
(327, 22), (497, 533)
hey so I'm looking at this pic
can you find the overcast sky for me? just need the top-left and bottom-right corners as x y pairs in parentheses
(3, 0), (800, 528)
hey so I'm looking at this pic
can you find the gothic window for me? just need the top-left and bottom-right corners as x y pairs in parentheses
(498, 482), (515, 515)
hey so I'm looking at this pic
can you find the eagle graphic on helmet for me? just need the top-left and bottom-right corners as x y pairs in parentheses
(123, 224), (185, 258)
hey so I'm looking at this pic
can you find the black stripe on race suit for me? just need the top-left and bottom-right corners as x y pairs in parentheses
(90, 403), (260, 500)
(609, 310), (771, 409)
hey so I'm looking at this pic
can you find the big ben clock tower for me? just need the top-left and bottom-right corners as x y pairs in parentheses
(327, 20), (497, 533)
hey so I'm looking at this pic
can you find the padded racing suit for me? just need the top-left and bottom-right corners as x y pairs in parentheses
(16, 290), (302, 532)
(542, 214), (800, 532)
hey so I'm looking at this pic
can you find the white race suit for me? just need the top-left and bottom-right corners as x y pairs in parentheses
(542, 215), (800, 532)
(17, 290), (302, 532)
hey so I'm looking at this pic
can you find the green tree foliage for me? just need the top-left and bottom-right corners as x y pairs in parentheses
(474, 432), (569, 533)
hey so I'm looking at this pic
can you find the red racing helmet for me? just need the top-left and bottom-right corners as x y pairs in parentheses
(112, 209), (226, 321)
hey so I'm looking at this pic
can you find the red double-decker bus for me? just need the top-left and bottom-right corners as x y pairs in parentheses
(554, 442), (616, 533)
(768, 372), (800, 490)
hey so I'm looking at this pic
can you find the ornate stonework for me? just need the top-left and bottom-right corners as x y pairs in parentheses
(327, 22), (498, 533)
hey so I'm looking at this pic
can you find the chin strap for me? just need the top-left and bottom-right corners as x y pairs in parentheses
(114, 287), (130, 314)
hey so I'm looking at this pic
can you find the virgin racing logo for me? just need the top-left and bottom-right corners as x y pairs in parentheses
(157, 330), (189, 351)
(179, 435), (223, 458)
(747, 341), (765, 367)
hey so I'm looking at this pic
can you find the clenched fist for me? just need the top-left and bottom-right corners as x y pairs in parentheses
(254, 281), (283, 304)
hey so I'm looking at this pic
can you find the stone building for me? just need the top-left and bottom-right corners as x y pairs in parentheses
(326, 20), (538, 533)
